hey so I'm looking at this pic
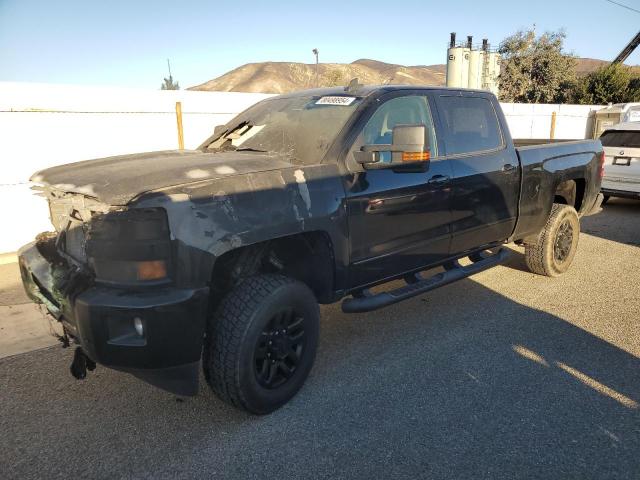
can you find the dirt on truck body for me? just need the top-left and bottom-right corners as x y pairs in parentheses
(19, 84), (604, 414)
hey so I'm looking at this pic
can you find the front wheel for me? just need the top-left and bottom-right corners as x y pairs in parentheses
(524, 204), (580, 277)
(203, 274), (319, 414)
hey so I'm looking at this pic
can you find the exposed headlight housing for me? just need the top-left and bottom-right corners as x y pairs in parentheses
(86, 208), (172, 285)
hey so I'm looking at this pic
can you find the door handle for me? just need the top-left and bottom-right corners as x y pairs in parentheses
(502, 163), (516, 173)
(427, 174), (450, 185)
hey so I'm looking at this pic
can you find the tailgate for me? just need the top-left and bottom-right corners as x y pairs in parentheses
(603, 146), (640, 193)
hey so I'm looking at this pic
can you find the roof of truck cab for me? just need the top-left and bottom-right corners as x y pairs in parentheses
(274, 85), (493, 99)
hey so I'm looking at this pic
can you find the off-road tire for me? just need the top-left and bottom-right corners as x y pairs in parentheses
(524, 203), (580, 277)
(203, 274), (319, 414)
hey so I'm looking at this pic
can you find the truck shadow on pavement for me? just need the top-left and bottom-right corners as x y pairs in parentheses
(1, 278), (639, 479)
(581, 198), (640, 246)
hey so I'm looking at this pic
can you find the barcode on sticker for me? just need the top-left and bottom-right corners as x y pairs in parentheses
(315, 96), (356, 106)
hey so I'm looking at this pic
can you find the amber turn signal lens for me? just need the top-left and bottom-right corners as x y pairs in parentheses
(136, 260), (167, 281)
(401, 151), (430, 162)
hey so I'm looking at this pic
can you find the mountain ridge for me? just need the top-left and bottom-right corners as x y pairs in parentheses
(188, 57), (631, 94)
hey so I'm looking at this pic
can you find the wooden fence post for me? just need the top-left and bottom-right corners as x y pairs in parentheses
(549, 111), (557, 140)
(175, 101), (184, 150)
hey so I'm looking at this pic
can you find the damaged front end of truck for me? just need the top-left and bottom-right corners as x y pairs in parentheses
(16, 90), (362, 402)
(19, 183), (208, 396)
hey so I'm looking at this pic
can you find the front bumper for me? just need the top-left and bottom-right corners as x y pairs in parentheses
(18, 241), (209, 396)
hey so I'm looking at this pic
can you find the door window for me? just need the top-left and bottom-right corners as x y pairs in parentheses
(354, 95), (437, 163)
(438, 96), (503, 155)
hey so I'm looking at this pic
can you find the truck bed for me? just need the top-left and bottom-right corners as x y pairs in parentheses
(512, 139), (603, 242)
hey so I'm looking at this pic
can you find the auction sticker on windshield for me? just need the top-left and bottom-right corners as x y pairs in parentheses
(315, 96), (357, 106)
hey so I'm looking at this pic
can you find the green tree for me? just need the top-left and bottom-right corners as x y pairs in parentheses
(160, 75), (180, 90)
(574, 64), (640, 104)
(629, 76), (640, 101)
(498, 29), (577, 103)
(161, 59), (180, 90)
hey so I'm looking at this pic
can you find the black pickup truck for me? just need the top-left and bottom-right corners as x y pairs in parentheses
(19, 85), (604, 414)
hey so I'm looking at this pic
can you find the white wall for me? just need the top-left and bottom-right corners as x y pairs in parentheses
(501, 102), (603, 140)
(0, 82), (603, 253)
(0, 82), (272, 253)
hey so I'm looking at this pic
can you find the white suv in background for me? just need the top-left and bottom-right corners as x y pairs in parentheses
(600, 123), (640, 203)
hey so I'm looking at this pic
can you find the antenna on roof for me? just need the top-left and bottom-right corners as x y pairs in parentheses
(345, 78), (362, 94)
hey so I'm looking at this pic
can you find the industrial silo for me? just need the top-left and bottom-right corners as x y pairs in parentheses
(485, 51), (501, 95)
(467, 36), (485, 90)
(446, 33), (470, 88)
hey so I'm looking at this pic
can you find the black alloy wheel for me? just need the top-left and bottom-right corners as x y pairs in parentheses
(203, 274), (320, 414)
(554, 219), (574, 264)
(524, 203), (580, 277)
(254, 308), (306, 389)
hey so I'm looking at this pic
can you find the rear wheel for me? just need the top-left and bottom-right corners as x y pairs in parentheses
(203, 274), (319, 414)
(602, 195), (610, 205)
(524, 203), (580, 277)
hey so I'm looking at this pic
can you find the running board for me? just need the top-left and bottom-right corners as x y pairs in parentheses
(341, 249), (511, 313)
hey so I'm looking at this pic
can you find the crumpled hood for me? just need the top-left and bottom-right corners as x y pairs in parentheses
(31, 150), (292, 205)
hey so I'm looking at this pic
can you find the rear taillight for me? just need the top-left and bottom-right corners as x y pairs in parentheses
(598, 151), (605, 179)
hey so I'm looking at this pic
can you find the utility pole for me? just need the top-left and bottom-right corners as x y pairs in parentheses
(312, 48), (319, 87)
(613, 30), (640, 64)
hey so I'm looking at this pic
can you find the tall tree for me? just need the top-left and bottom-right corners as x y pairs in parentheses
(161, 59), (180, 90)
(161, 75), (180, 90)
(575, 63), (640, 104)
(498, 29), (577, 103)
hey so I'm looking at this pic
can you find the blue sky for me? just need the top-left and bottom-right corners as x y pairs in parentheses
(1, 0), (639, 89)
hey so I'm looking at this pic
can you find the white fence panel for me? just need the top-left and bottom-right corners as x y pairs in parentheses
(0, 82), (272, 253)
(500, 102), (603, 140)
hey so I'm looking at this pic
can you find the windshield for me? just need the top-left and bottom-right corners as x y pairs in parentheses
(202, 95), (363, 165)
(600, 130), (640, 148)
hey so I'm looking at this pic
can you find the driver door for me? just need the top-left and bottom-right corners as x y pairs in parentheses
(345, 93), (453, 288)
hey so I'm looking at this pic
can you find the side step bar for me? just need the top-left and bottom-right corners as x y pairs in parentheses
(341, 249), (511, 313)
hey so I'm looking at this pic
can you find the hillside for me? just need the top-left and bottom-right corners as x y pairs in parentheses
(574, 57), (611, 75)
(188, 58), (631, 94)
(189, 59), (446, 93)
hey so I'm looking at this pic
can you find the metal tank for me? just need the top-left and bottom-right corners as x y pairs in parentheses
(446, 34), (498, 92)
(485, 51), (501, 96)
(446, 33), (470, 88)
(467, 36), (485, 90)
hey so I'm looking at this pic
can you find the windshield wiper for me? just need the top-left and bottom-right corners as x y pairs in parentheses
(206, 121), (252, 151)
(209, 145), (267, 153)
(235, 147), (268, 153)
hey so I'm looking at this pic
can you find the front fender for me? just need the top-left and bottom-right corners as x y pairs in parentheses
(134, 164), (349, 291)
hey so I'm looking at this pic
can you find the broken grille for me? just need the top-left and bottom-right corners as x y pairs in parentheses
(63, 219), (87, 262)
(48, 201), (89, 262)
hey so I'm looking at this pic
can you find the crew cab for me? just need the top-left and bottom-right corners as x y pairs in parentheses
(18, 85), (604, 414)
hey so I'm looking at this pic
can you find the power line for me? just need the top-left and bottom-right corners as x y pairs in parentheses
(605, 0), (640, 15)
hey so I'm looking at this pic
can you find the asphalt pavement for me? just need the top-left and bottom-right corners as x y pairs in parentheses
(1, 198), (639, 479)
